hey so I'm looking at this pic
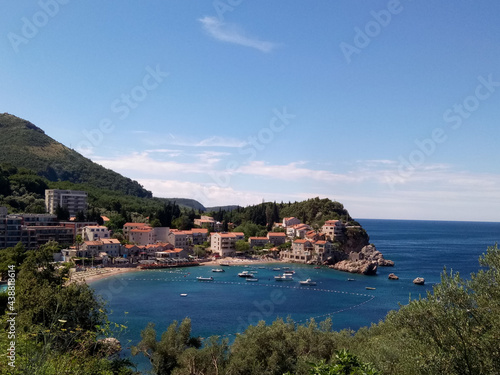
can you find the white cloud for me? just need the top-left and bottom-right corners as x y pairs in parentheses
(195, 136), (247, 148)
(199, 16), (276, 52)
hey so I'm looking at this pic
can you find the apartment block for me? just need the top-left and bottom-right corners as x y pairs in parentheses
(45, 189), (88, 216)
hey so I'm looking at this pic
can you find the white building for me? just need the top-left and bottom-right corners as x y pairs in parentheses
(45, 189), (88, 216)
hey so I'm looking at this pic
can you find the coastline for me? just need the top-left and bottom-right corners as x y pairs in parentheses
(74, 258), (284, 284)
(72, 267), (142, 285)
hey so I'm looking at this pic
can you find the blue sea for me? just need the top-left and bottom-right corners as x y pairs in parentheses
(90, 219), (500, 372)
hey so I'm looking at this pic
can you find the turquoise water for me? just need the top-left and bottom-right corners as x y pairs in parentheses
(90, 219), (500, 372)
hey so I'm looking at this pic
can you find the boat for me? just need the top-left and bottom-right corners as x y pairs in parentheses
(272, 268), (281, 271)
(220, 263), (230, 267)
(283, 270), (295, 275)
(347, 278), (355, 281)
(365, 287), (376, 290)
(211, 268), (225, 272)
(180, 293), (188, 297)
(246, 278), (258, 282)
(275, 273), (294, 281)
(299, 279), (316, 286)
(197, 276), (214, 281)
(137, 261), (200, 269)
(282, 267), (290, 270)
(238, 271), (255, 278)
(258, 267), (265, 269)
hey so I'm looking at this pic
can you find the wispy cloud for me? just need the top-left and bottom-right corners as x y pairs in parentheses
(199, 16), (276, 53)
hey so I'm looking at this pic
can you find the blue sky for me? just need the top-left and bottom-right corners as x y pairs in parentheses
(2, 1), (500, 221)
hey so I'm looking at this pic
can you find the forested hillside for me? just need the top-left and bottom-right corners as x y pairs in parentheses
(0, 113), (151, 198)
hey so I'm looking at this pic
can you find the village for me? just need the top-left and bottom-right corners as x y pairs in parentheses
(0, 189), (351, 267)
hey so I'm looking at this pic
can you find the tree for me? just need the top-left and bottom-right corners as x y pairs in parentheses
(235, 240), (250, 253)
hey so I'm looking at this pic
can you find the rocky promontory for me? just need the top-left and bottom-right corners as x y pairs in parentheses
(328, 244), (394, 275)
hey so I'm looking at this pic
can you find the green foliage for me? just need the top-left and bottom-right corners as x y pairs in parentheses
(235, 239), (251, 253)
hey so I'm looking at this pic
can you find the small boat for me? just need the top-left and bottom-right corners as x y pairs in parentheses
(197, 276), (214, 281)
(283, 270), (295, 275)
(246, 278), (258, 282)
(211, 268), (225, 272)
(282, 267), (290, 270)
(272, 268), (281, 271)
(220, 263), (230, 267)
(238, 271), (255, 278)
(347, 278), (355, 281)
(180, 293), (188, 297)
(275, 274), (294, 281)
(365, 287), (376, 290)
(299, 279), (316, 286)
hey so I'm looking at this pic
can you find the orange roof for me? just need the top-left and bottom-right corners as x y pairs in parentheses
(249, 237), (268, 240)
(191, 228), (208, 233)
(101, 239), (120, 244)
(124, 222), (148, 227)
(314, 240), (327, 245)
(324, 220), (340, 225)
(268, 232), (286, 237)
(232, 232), (245, 236)
(130, 227), (153, 233)
(84, 241), (102, 246)
(293, 239), (309, 244)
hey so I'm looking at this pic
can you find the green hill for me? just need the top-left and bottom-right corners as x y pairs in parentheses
(0, 113), (152, 198)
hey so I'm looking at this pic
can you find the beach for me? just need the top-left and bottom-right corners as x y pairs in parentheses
(71, 267), (142, 284)
(199, 257), (283, 267)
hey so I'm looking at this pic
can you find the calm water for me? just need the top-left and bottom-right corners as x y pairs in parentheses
(90, 219), (500, 372)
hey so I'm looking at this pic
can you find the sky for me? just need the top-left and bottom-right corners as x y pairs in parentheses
(1, 1), (500, 221)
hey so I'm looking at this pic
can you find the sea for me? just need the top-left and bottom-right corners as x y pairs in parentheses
(90, 219), (500, 372)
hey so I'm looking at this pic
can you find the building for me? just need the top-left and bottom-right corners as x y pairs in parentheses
(21, 213), (58, 226)
(190, 228), (209, 245)
(81, 239), (122, 257)
(267, 232), (287, 246)
(210, 232), (245, 257)
(248, 236), (269, 249)
(123, 222), (149, 238)
(286, 223), (311, 239)
(45, 189), (88, 216)
(82, 226), (110, 241)
(129, 226), (155, 246)
(283, 217), (301, 227)
(321, 220), (345, 241)
(155, 248), (188, 259)
(167, 230), (190, 250)
(280, 239), (334, 263)
(0, 207), (22, 249)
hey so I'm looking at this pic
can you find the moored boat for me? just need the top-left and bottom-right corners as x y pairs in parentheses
(246, 278), (258, 282)
(212, 268), (225, 272)
(238, 271), (255, 278)
(275, 273), (294, 281)
(299, 279), (316, 286)
(197, 276), (214, 281)
(365, 287), (376, 290)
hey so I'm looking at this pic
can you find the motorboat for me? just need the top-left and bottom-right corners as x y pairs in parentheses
(299, 279), (316, 286)
(180, 293), (188, 297)
(272, 268), (281, 271)
(211, 268), (225, 272)
(275, 273), (294, 281)
(365, 287), (376, 290)
(196, 276), (214, 281)
(238, 271), (255, 278)
(246, 278), (258, 282)
(347, 278), (355, 281)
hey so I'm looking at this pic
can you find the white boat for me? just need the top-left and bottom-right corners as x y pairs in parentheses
(283, 270), (295, 275)
(272, 268), (281, 271)
(299, 279), (316, 286)
(180, 293), (188, 297)
(238, 271), (255, 278)
(196, 276), (214, 281)
(275, 273), (294, 281)
(246, 278), (258, 282)
(211, 268), (225, 272)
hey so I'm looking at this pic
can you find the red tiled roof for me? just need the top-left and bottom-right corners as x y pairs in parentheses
(268, 232), (286, 236)
(314, 240), (327, 245)
(249, 237), (268, 240)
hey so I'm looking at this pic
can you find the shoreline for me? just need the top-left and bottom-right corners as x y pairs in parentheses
(78, 258), (284, 284)
(72, 267), (142, 285)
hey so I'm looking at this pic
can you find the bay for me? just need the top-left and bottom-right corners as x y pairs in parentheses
(90, 219), (500, 372)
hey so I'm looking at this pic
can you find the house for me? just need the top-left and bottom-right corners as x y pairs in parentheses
(167, 230), (190, 250)
(267, 232), (287, 246)
(248, 236), (269, 248)
(305, 230), (325, 242)
(129, 226), (155, 246)
(210, 232), (245, 257)
(280, 239), (335, 263)
(100, 238), (121, 257)
(123, 222), (149, 238)
(283, 217), (301, 227)
(82, 225), (110, 241)
(155, 248), (188, 259)
(286, 223), (311, 239)
(321, 220), (345, 241)
(190, 228), (209, 245)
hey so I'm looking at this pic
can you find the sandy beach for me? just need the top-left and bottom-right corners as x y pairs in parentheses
(71, 267), (142, 284)
(199, 257), (283, 267)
